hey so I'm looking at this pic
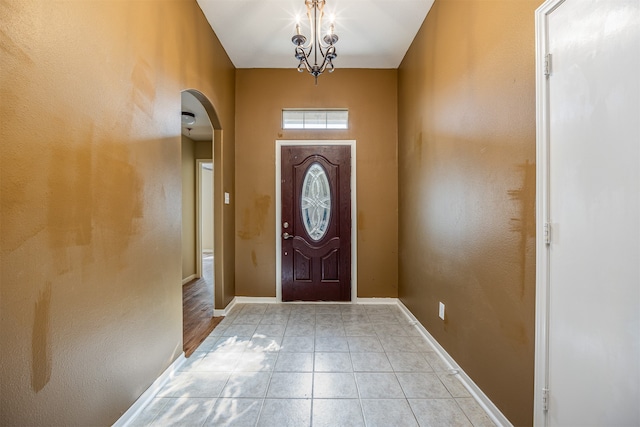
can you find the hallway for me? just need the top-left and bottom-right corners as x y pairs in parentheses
(129, 303), (495, 426)
(183, 253), (223, 356)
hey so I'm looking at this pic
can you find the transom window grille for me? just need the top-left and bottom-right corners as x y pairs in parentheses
(282, 109), (348, 129)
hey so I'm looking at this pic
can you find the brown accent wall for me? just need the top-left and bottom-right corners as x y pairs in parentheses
(0, 1), (235, 425)
(397, 0), (540, 425)
(235, 69), (398, 298)
(195, 139), (213, 160)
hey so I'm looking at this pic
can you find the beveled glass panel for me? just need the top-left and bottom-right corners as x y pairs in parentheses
(301, 163), (331, 241)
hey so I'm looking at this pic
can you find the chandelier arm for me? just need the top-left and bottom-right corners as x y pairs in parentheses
(325, 58), (335, 73)
(303, 5), (315, 50)
(295, 46), (313, 73)
(318, 56), (331, 74)
(299, 57), (313, 74)
(316, 19), (332, 50)
(325, 45), (336, 59)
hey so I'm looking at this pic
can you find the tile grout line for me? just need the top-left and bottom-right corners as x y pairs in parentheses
(310, 347), (316, 427)
(130, 303), (494, 426)
(351, 348), (368, 427)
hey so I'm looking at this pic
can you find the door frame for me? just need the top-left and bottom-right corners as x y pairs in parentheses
(275, 140), (357, 303)
(196, 159), (213, 280)
(534, 0), (564, 424)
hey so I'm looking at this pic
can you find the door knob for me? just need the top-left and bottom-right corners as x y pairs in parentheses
(283, 232), (293, 240)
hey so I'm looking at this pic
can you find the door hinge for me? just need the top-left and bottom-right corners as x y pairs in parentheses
(544, 53), (552, 77)
(542, 388), (550, 412)
(544, 222), (551, 245)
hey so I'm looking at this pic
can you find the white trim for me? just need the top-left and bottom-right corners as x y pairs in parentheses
(181, 274), (197, 285)
(233, 296), (278, 304)
(275, 140), (357, 303)
(534, 1), (564, 425)
(356, 297), (398, 305)
(113, 353), (187, 427)
(196, 159), (213, 280)
(232, 297), (278, 305)
(212, 296), (242, 316)
(195, 159), (204, 279)
(396, 301), (513, 427)
(232, 298), (397, 306)
(196, 159), (214, 314)
(286, 300), (353, 305)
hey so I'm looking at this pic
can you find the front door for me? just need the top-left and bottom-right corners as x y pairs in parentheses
(281, 145), (351, 301)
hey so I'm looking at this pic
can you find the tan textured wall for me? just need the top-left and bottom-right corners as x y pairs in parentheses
(235, 69), (398, 298)
(0, 1), (235, 425)
(397, 1), (539, 425)
(195, 139), (213, 160)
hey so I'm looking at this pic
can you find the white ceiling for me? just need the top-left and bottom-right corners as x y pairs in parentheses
(196, 0), (435, 69)
(181, 91), (213, 141)
(183, 1), (434, 139)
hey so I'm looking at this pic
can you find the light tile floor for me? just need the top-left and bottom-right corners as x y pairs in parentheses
(129, 303), (496, 427)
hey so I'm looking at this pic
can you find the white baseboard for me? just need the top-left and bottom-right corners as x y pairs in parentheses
(288, 301), (352, 304)
(396, 301), (513, 427)
(113, 353), (187, 427)
(213, 308), (227, 316)
(357, 297), (398, 304)
(181, 274), (197, 285)
(213, 296), (239, 316)
(232, 297), (399, 305)
(233, 296), (278, 304)
(213, 296), (274, 316)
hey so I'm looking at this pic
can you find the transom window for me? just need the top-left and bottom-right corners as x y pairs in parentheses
(282, 109), (348, 129)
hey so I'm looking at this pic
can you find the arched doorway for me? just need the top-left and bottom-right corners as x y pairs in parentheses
(180, 89), (224, 356)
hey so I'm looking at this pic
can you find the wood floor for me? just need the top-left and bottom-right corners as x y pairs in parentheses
(182, 254), (222, 357)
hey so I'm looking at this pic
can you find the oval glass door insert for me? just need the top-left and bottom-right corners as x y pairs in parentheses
(301, 162), (331, 241)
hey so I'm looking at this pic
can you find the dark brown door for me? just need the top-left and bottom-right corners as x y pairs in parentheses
(281, 145), (351, 301)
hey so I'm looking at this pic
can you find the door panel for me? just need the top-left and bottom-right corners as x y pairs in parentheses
(281, 145), (351, 301)
(546, 1), (639, 425)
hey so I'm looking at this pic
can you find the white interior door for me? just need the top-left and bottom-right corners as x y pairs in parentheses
(537, 0), (640, 425)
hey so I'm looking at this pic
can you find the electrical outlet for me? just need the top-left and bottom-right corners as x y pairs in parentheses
(439, 302), (445, 320)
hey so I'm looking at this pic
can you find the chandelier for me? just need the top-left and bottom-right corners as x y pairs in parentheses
(291, 0), (338, 84)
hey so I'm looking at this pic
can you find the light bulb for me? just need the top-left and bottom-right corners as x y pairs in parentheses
(182, 112), (196, 126)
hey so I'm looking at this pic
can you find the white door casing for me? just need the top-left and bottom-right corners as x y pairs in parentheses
(535, 0), (640, 425)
